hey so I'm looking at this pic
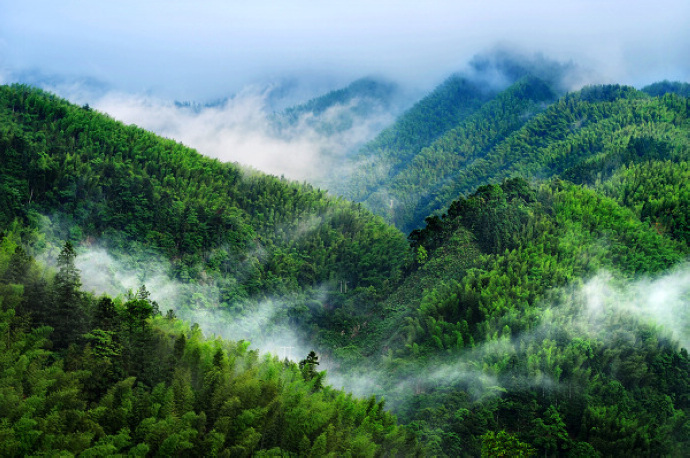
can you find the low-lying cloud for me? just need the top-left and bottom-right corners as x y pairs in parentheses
(74, 84), (398, 184)
(66, 222), (690, 412)
(580, 267), (690, 349)
(328, 264), (690, 407)
(74, 243), (317, 363)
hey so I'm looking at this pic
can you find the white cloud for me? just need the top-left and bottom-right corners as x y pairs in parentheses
(75, 85), (397, 182)
(1, 0), (688, 99)
(580, 267), (690, 349)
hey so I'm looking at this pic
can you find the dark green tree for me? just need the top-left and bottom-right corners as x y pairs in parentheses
(299, 351), (324, 391)
(52, 241), (86, 348)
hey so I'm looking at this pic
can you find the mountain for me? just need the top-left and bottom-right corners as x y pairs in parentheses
(342, 78), (690, 235)
(642, 80), (690, 98)
(1, 80), (690, 456)
(333, 50), (581, 231)
(268, 77), (405, 188)
(275, 77), (399, 132)
(269, 77), (403, 171)
(332, 75), (496, 203)
(321, 82), (690, 455)
(358, 76), (557, 231)
(0, 84), (411, 303)
(304, 82), (690, 455)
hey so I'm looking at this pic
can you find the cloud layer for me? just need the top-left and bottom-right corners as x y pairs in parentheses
(75, 84), (396, 182)
(2, 0), (689, 100)
(4, 2), (688, 182)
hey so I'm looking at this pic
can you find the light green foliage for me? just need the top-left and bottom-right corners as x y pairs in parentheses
(0, 234), (422, 455)
(0, 84), (411, 305)
(1, 80), (689, 457)
(481, 430), (535, 457)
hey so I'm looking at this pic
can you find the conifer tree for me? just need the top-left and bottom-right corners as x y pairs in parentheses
(52, 241), (86, 348)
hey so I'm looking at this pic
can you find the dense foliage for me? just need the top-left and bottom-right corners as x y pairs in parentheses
(318, 81), (690, 455)
(1, 80), (689, 456)
(0, 84), (411, 305)
(0, 229), (421, 456)
(332, 178), (689, 456)
(342, 80), (690, 233)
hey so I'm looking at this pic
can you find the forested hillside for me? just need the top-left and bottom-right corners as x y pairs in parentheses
(1, 81), (689, 456)
(343, 80), (690, 234)
(326, 177), (689, 456)
(333, 75), (496, 203)
(0, 84), (425, 456)
(357, 76), (556, 231)
(309, 81), (690, 455)
(273, 77), (399, 136)
(0, 229), (420, 456)
(0, 84), (411, 304)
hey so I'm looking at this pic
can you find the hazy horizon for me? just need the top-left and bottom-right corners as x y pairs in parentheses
(2, 0), (689, 101)
(2, 0), (689, 180)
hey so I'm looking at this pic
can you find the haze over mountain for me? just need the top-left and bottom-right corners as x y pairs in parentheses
(2, 1), (690, 456)
(2, 69), (689, 455)
(3, 0), (689, 99)
(2, 1), (690, 181)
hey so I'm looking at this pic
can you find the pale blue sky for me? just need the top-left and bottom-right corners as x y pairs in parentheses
(2, 0), (688, 99)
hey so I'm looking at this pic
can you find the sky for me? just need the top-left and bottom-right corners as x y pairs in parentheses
(2, 0), (689, 100)
(2, 0), (689, 179)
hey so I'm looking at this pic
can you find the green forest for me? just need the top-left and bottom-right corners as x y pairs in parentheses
(1, 77), (689, 456)
(273, 77), (399, 137)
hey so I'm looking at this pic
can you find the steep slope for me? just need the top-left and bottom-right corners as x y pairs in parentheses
(363, 76), (556, 231)
(334, 75), (497, 202)
(0, 233), (422, 456)
(0, 84), (411, 306)
(274, 76), (399, 136)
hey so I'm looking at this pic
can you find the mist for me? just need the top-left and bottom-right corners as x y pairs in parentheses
(69, 238), (508, 403)
(326, 264), (690, 408)
(49, 207), (689, 414)
(4, 0), (688, 184)
(2, 1), (689, 101)
(580, 267), (690, 349)
(30, 48), (594, 186)
(73, 243), (320, 363)
(48, 82), (398, 183)
(33, 207), (690, 409)
(464, 47), (589, 92)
